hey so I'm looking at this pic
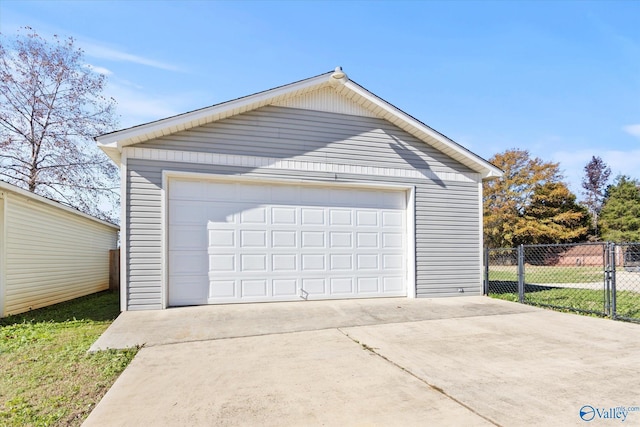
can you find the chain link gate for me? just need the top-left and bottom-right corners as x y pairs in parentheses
(485, 242), (640, 323)
(612, 243), (640, 322)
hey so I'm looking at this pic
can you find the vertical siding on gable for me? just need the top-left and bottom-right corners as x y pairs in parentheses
(271, 87), (379, 118)
(3, 194), (118, 317)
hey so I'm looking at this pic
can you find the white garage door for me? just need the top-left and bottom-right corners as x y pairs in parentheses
(168, 178), (407, 306)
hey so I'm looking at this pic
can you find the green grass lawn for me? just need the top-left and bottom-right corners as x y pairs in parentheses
(489, 287), (640, 320)
(0, 291), (138, 426)
(488, 265), (604, 283)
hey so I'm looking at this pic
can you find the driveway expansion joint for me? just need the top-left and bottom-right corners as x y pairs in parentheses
(336, 327), (502, 427)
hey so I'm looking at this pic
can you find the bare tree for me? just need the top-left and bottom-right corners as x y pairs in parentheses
(581, 156), (611, 237)
(0, 27), (118, 222)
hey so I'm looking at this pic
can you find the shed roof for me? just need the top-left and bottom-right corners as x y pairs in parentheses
(96, 68), (502, 179)
(0, 180), (119, 229)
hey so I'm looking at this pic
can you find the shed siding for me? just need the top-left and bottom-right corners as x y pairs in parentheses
(2, 193), (118, 316)
(126, 162), (480, 309)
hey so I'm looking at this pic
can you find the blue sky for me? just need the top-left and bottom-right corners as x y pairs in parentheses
(1, 0), (639, 195)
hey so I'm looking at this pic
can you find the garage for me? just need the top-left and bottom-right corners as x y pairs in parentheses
(168, 177), (409, 306)
(97, 67), (503, 311)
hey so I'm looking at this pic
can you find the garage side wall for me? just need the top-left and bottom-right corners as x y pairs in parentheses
(124, 106), (482, 310)
(2, 192), (118, 317)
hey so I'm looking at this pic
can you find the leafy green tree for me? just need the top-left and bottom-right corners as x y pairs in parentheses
(599, 176), (640, 242)
(483, 149), (587, 247)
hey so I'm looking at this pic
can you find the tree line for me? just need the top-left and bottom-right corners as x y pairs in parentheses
(484, 149), (640, 248)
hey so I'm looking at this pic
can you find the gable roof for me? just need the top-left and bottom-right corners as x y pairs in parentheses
(96, 68), (502, 179)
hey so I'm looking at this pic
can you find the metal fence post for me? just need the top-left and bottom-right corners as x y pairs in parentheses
(604, 242), (611, 316)
(518, 244), (525, 304)
(483, 247), (489, 295)
(610, 243), (617, 319)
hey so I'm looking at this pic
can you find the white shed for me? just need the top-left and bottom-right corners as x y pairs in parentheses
(0, 181), (119, 317)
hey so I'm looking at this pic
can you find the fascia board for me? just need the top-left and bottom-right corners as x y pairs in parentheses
(342, 81), (503, 179)
(95, 72), (334, 150)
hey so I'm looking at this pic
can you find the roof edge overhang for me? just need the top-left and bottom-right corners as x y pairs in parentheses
(0, 180), (120, 229)
(96, 70), (337, 163)
(96, 68), (502, 179)
(338, 80), (503, 180)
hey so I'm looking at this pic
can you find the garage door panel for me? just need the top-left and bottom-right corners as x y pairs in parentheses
(302, 278), (326, 295)
(383, 211), (403, 226)
(209, 254), (235, 272)
(272, 254), (296, 271)
(357, 232), (378, 248)
(241, 279), (268, 297)
(301, 254), (325, 271)
(240, 254), (267, 271)
(240, 207), (267, 224)
(272, 231), (296, 247)
(357, 254), (379, 270)
(301, 231), (324, 248)
(209, 229), (234, 247)
(273, 279), (298, 297)
(171, 276), (208, 305)
(272, 207), (296, 224)
(383, 233), (403, 248)
(330, 277), (353, 294)
(357, 277), (379, 293)
(329, 209), (352, 225)
(301, 208), (325, 225)
(171, 226), (207, 250)
(168, 178), (407, 306)
(209, 279), (235, 298)
(383, 254), (404, 269)
(383, 277), (404, 292)
(330, 254), (353, 270)
(330, 232), (352, 248)
(356, 210), (378, 226)
(170, 202), (206, 225)
(240, 230), (267, 247)
(170, 251), (208, 274)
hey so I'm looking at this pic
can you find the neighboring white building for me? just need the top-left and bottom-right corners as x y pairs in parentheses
(0, 180), (119, 317)
(97, 67), (502, 311)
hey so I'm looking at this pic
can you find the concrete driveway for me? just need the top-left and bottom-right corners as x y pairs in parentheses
(84, 297), (640, 426)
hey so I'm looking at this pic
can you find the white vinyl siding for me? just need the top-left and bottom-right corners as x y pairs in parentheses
(124, 106), (483, 310)
(139, 106), (474, 176)
(0, 189), (118, 317)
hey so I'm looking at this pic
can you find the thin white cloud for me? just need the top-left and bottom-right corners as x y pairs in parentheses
(105, 83), (188, 129)
(83, 63), (113, 76)
(82, 41), (184, 72)
(623, 124), (640, 138)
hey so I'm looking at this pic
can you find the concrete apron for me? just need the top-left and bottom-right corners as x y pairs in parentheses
(84, 297), (640, 427)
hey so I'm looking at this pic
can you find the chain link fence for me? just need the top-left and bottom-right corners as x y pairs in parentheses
(485, 242), (640, 323)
